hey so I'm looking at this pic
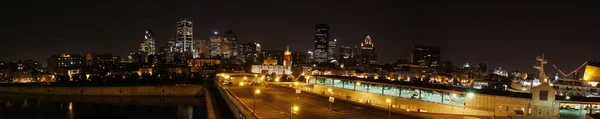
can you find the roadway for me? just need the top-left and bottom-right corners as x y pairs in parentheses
(227, 84), (420, 119)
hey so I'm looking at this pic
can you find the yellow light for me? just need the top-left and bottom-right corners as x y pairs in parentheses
(244, 77), (248, 80)
(452, 93), (457, 98)
(294, 82), (299, 86)
(327, 88), (332, 92)
(467, 92), (475, 99)
(224, 75), (230, 79)
(275, 77), (280, 82)
(239, 82), (245, 86)
(254, 74), (258, 77)
(68, 102), (73, 111)
(255, 89), (261, 94)
(356, 82), (361, 86)
(385, 99), (392, 103)
(292, 106), (299, 112)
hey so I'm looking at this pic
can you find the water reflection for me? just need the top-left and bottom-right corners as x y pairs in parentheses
(0, 94), (206, 119)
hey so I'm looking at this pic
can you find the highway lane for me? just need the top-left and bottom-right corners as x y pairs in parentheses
(228, 85), (420, 119)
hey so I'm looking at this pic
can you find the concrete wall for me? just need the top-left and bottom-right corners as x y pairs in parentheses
(0, 85), (204, 96)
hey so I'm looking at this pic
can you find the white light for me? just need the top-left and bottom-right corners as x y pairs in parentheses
(566, 96), (570, 100)
(214, 31), (218, 35)
(467, 92), (475, 99)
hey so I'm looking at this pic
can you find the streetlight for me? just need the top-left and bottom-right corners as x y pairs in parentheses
(291, 106), (299, 119)
(254, 89), (261, 111)
(386, 99), (392, 119)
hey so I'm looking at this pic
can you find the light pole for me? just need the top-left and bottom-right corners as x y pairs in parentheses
(291, 106), (299, 119)
(254, 89), (261, 111)
(386, 99), (392, 119)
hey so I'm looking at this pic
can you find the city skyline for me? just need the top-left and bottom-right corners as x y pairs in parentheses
(4, 1), (600, 73)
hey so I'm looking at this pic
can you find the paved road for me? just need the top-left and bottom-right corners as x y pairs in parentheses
(228, 85), (420, 119)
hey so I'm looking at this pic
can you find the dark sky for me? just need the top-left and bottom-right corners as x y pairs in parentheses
(3, 1), (600, 74)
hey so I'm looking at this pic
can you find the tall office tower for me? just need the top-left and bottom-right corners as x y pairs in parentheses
(339, 45), (357, 68)
(175, 18), (193, 53)
(194, 39), (210, 58)
(221, 31), (235, 58)
(314, 24), (330, 63)
(410, 45), (441, 67)
(360, 35), (377, 65)
(223, 30), (238, 58)
(328, 38), (337, 62)
(209, 32), (222, 58)
(283, 45), (292, 68)
(139, 30), (156, 55)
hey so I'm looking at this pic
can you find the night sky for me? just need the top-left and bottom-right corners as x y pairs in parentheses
(3, 1), (600, 74)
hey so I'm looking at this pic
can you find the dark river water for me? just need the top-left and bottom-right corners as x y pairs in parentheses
(0, 94), (206, 119)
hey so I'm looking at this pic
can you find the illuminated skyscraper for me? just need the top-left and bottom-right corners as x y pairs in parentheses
(360, 35), (377, 65)
(175, 18), (193, 53)
(139, 30), (156, 55)
(328, 38), (337, 62)
(314, 24), (329, 63)
(209, 32), (222, 58)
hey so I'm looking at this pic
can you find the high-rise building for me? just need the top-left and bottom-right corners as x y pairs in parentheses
(360, 35), (377, 65)
(328, 38), (337, 62)
(223, 30), (238, 58)
(209, 32), (222, 58)
(307, 51), (314, 63)
(139, 30), (156, 55)
(292, 52), (311, 65)
(194, 39), (209, 58)
(175, 18), (193, 53)
(410, 45), (440, 67)
(314, 24), (330, 63)
(284, 45), (292, 68)
(237, 43), (261, 63)
(339, 45), (357, 68)
(159, 40), (175, 64)
(220, 31), (234, 58)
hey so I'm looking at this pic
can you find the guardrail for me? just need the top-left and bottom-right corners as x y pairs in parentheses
(214, 79), (260, 119)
